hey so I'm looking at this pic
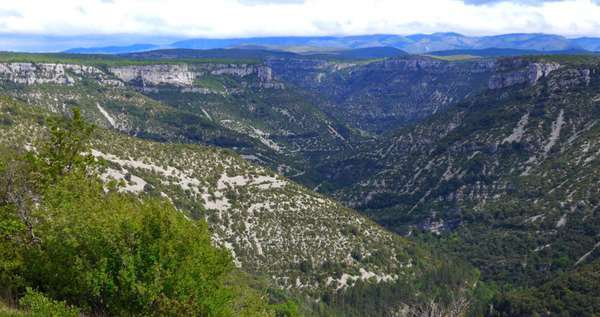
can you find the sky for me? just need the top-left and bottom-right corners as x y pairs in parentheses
(1, 0), (600, 51)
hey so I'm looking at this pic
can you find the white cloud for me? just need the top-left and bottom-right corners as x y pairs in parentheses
(0, 0), (599, 38)
(239, 0), (305, 4)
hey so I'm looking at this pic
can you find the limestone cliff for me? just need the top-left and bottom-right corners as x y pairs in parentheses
(0, 62), (282, 92)
(488, 60), (561, 89)
(108, 63), (280, 90)
(0, 62), (122, 86)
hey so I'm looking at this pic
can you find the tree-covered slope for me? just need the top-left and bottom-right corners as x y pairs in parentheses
(319, 57), (600, 302)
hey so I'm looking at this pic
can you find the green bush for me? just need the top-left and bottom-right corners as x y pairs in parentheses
(25, 174), (235, 316)
(272, 300), (299, 317)
(19, 288), (79, 317)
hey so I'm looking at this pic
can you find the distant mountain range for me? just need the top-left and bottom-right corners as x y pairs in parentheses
(64, 32), (600, 55)
(63, 43), (160, 54)
(427, 47), (596, 57)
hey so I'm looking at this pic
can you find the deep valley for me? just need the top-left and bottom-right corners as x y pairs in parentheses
(1, 48), (600, 316)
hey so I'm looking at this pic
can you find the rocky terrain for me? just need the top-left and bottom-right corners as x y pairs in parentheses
(2, 51), (600, 315)
(108, 63), (281, 91)
(487, 59), (561, 89)
(317, 57), (600, 292)
(0, 62), (122, 86)
(0, 61), (280, 92)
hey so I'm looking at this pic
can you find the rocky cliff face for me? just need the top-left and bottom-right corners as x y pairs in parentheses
(109, 63), (280, 90)
(0, 62), (122, 86)
(0, 62), (281, 92)
(109, 64), (193, 87)
(488, 59), (561, 89)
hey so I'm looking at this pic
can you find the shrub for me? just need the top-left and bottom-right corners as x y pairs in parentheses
(25, 174), (235, 316)
(19, 288), (79, 317)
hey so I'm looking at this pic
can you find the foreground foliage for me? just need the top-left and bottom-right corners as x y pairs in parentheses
(0, 109), (275, 316)
(18, 288), (80, 317)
